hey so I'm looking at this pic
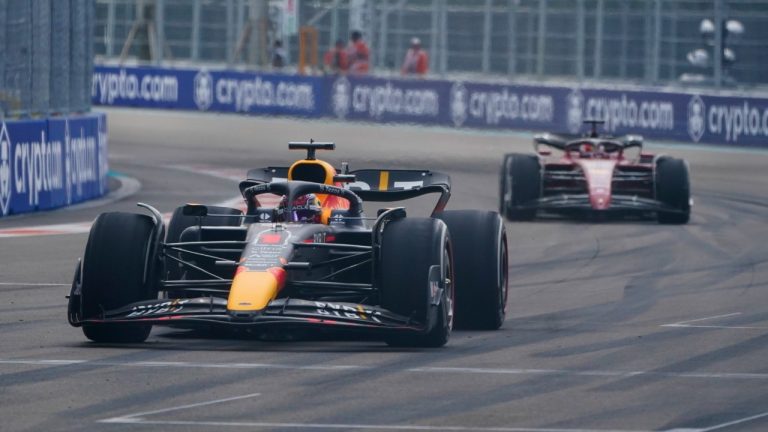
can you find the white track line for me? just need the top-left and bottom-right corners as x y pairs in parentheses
(698, 410), (768, 431)
(0, 282), (68, 286)
(2, 359), (768, 381)
(101, 392), (261, 423)
(100, 419), (651, 432)
(661, 313), (768, 330)
(99, 391), (647, 432)
(410, 366), (768, 380)
(662, 313), (743, 326)
(98, 389), (768, 432)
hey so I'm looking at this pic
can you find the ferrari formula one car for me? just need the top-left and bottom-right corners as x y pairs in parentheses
(499, 120), (691, 224)
(68, 142), (508, 347)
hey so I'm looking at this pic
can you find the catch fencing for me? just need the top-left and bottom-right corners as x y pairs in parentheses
(94, 0), (768, 89)
(0, 0), (94, 118)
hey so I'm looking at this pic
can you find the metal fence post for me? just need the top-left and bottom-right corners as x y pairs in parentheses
(0, 2), (5, 118)
(536, 0), (546, 76)
(155, 0), (165, 64)
(507, 0), (516, 76)
(32, 0), (52, 115)
(651, 0), (661, 83)
(377, 0), (389, 70)
(106, 0), (116, 57)
(367, 0), (376, 68)
(330, 0), (340, 48)
(51, 0), (72, 114)
(226, 0), (235, 65)
(481, 0), (492, 74)
(85, 0), (94, 112)
(430, 0), (439, 75)
(713, 0), (724, 88)
(71, 0), (88, 112)
(619, 0), (628, 78)
(395, 0), (405, 72)
(643, 0), (652, 81)
(192, 0), (201, 61)
(593, 0), (603, 79)
(575, 0), (584, 79)
(439, 0), (447, 76)
(668, 1), (677, 81)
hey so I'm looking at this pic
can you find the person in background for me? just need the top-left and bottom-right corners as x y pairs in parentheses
(272, 39), (286, 69)
(347, 30), (370, 74)
(401, 37), (428, 76)
(323, 39), (349, 74)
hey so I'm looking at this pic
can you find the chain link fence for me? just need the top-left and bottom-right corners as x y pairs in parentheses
(95, 0), (767, 88)
(0, 0), (94, 118)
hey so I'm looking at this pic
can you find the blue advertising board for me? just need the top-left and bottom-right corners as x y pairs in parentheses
(0, 113), (108, 217)
(324, 75), (451, 125)
(92, 66), (327, 117)
(93, 65), (768, 147)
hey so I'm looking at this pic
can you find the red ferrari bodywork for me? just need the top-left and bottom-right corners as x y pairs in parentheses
(536, 133), (657, 212)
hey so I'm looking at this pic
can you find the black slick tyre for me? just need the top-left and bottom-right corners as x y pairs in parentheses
(80, 212), (157, 343)
(165, 205), (242, 280)
(655, 156), (691, 224)
(380, 218), (453, 348)
(436, 210), (508, 330)
(500, 153), (541, 221)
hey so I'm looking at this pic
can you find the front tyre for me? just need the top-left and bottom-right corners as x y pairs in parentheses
(380, 218), (453, 348)
(437, 210), (508, 330)
(80, 212), (157, 343)
(500, 153), (540, 221)
(655, 157), (691, 224)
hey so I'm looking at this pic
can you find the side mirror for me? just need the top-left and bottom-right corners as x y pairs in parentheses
(182, 204), (208, 217)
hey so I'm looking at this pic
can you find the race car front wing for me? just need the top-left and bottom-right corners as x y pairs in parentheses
(516, 194), (687, 213)
(70, 296), (425, 333)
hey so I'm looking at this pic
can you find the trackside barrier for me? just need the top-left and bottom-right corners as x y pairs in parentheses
(92, 65), (768, 147)
(0, 113), (108, 217)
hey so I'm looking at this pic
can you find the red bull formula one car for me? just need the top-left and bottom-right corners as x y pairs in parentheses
(499, 120), (691, 224)
(68, 142), (508, 347)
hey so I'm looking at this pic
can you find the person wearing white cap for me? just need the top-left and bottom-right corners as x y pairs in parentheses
(401, 37), (429, 76)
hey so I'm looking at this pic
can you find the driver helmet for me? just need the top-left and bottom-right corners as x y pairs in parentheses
(580, 142), (594, 156)
(278, 193), (323, 223)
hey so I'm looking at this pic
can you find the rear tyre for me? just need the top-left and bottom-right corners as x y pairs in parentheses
(437, 210), (508, 330)
(380, 218), (453, 348)
(500, 153), (541, 221)
(81, 212), (157, 343)
(165, 205), (243, 280)
(655, 157), (690, 224)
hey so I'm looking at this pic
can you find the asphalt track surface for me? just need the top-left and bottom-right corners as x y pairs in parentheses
(1, 108), (768, 432)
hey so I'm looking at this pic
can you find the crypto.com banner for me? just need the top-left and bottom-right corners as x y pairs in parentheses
(92, 66), (326, 116)
(93, 65), (768, 147)
(0, 114), (108, 217)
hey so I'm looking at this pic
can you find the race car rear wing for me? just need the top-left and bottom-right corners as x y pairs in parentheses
(240, 167), (451, 215)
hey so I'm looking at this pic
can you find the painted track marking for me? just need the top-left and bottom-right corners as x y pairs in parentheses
(3, 358), (768, 381)
(99, 392), (647, 431)
(101, 392), (261, 424)
(661, 313), (768, 330)
(97, 390), (768, 432)
(698, 410), (768, 431)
